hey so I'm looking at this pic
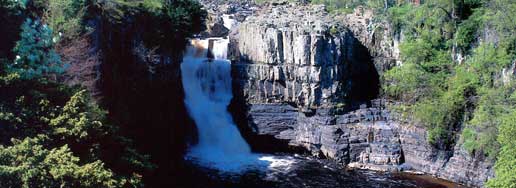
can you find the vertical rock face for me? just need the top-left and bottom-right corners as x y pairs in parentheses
(228, 3), (494, 187)
(230, 3), (379, 109)
(230, 3), (348, 109)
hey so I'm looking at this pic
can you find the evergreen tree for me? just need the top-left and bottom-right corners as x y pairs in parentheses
(9, 18), (66, 79)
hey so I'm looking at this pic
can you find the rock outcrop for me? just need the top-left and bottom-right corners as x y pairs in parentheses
(341, 7), (401, 73)
(228, 2), (494, 187)
(400, 124), (495, 186)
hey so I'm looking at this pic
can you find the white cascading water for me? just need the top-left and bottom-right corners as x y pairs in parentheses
(181, 38), (296, 173)
(181, 38), (265, 172)
(222, 14), (237, 30)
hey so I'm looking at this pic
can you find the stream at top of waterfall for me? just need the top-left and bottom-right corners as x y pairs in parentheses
(179, 38), (467, 188)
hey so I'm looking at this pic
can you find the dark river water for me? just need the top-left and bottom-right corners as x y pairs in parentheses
(176, 154), (466, 188)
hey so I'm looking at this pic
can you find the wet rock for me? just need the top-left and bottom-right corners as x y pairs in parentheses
(247, 104), (298, 138)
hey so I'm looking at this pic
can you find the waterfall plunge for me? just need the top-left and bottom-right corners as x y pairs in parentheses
(181, 38), (270, 172)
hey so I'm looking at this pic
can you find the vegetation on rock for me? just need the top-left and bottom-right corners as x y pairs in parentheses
(309, 0), (516, 186)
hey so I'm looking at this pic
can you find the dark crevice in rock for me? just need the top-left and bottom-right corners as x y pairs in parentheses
(341, 31), (380, 110)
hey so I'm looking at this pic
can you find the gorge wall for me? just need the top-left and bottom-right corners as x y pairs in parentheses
(225, 2), (494, 187)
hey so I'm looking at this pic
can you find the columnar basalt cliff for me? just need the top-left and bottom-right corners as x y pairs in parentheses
(227, 2), (494, 187)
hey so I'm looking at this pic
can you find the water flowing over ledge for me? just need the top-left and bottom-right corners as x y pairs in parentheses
(181, 38), (296, 173)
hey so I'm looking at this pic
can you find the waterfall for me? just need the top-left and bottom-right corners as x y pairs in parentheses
(181, 38), (263, 172)
(222, 14), (237, 30)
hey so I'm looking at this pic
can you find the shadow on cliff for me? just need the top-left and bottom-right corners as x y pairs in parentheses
(341, 31), (380, 110)
(94, 8), (201, 188)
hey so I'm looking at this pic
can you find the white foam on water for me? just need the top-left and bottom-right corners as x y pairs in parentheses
(259, 156), (296, 170)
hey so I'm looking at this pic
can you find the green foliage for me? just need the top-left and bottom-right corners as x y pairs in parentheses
(384, 63), (428, 101)
(0, 0), (26, 12)
(0, 74), (152, 187)
(454, 9), (484, 51)
(468, 43), (512, 85)
(486, 109), (516, 188)
(310, 0), (354, 13)
(484, 0), (516, 53)
(95, 0), (206, 52)
(49, 90), (107, 140)
(9, 18), (66, 79)
(0, 0), (25, 59)
(156, 0), (206, 50)
(387, 4), (411, 31)
(382, 0), (516, 155)
(413, 68), (478, 148)
(461, 87), (512, 158)
(44, 0), (86, 41)
(309, 0), (393, 13)
(0, 137), (123, 188)
(98, 0), (164, 22)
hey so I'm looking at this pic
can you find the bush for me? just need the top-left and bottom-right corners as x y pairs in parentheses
(384, 63), (428, 101)
(0, 0), (25, 59)
(461, 84), (516, 158)
(454, 9), (485, 51)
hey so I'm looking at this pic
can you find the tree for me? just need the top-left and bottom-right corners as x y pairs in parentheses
(0, 74), (151, 187)
(0, 136), (124, 188)
(9, 18), (66, 79)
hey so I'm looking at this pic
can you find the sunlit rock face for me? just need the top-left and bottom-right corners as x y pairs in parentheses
(230, 4), (349, 109)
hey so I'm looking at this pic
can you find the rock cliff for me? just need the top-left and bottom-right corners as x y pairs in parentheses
(227, 2), (494, 187)
(230, 3), (379, 109)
